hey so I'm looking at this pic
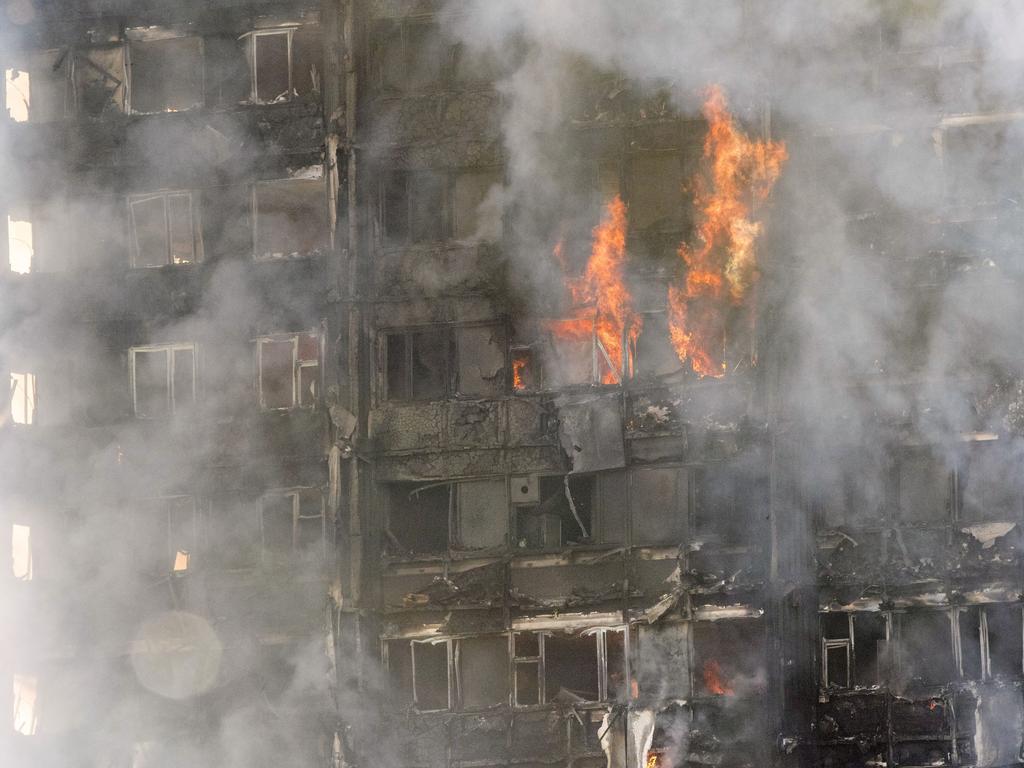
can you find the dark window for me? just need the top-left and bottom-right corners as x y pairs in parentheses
(130, 192), (198, 267)
(900, 612), (955, 684)
(129, 37), (203, 113)
(133, 348), (170, 417)
(513, 632), (541, 706)
(208, 496), (261, 569)
(385, 329), (452, 401)
(626, 151), (685, 232)
(387, 483), (450, 554)
(514, 475), (594, 550)
(897, 449), (951, 524)
(459, 636), (508, 709)
(386, 640), (414, 707)
(852, 612), (888, 687)
(960, 607), (983, 680)
(74, 45), (127, 116)
(376, 23), (448, 92)
(254, 179), (328, 258)
(382, 170), (448, 245)
(134, 496), (195, 574)
(545, 633), (599, 703)
(413, 641), (449, 710)
(634, 312), (683, 379)
(985, 603), (1022, 679)
(261, 489), (324, 565)
(631, 467), (687, 545)
(960, 442), (1024, 522)
(258, 332), (320, 410)
(695, 460), (768, 544)
(254, 31), (290, 102)
(204, 35), (248, 106)
(692, 619), (762, 697)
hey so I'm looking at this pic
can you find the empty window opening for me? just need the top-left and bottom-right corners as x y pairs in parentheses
(452, 168), (503, 242)
(7, 214), (33, 274)
(899, 611), (956, 685)
(387, 639), (451, 711)
(253, 179), (328, 259)
(385, 328), (452, 401)
(694, 461), (768, 545)
(387, 483), (450, 554)
(129, 37), (203, 113)
(692, 620), (762, 697)
(634, 312), (684, 379)
(544, 632), (600, 703)
(247, 27), (321, 103)
(626, 151), (685, 232)
(515, 629), (623, 706)
(376, 22), (448, 92)
(131, 344), (196, 418)
(513, 632), (542, 706)
(5, 50), (67, 123)
(897, 448), (952, 524)
(208, 495), (261, 570)
(631, 466), (687, 546)
(12, 524), (32, 581)
(73, 45), (127, 116)
(261, 488), (325, 565)
(381, 170), (447, 245)
(985, 603), (1023, 679)
(12, 674), (37, 736)
(458, 635), (508, 709)
(130, 192), (200, 267)
(134, 496), (195, 574)
(257, 331), (320, 409)
(511, 346), (536, 392)
(820, 613), (888, 689)
(514, 475), (594, 550)
(9, 372), (36, 425)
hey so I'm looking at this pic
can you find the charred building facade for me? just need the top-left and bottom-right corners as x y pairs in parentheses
(4, 2), (1024, 768)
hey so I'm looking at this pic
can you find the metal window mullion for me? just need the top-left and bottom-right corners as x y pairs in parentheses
(290, 335), (299, 407)
(286, 30), (294, 94)
(249, 34), (259, 102)
(257, 339), (264, 408)
(538, 633), (546, 704)
(291, 492), (300, 551)
(162, 193), (172, 264)
(951, 609), (963, 678)
(981, 608), (991, 680)
(165, 347), (175, 413)
(597, 630), (608, 701)
(410, 641), (419, 707)
(450, 639), (459, 711)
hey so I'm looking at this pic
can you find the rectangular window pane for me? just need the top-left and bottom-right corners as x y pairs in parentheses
(385, 333), (408, 400)
(132, 196), (168, 267)
(460, 636), (508, 709)
(413, 642), (449, 710)
(298, 364), (318, 407)
(901, 612), (955, 684)
(387, 641), (414, 706)
(456, 325), (505, 398)
(7, 215), (33, 274)
(9, 372), (35, 425)
(825, 642), (850, 688)
(12, 524), (32, 580)
(167, 194), (194, 264)
(6, 67), (29, 122)
(297, 332), (319, 362)
(515, 661), (540, 705)
(898, 450), (950, 523)
(134, 350), (168, 417)
(545, 634), (599, 703)
(382, 171), (409, 244)
(986, 604), (1023, 679)
(260, 339), (295, 409)
(75, 46), (126, 116)
(254, 180), (327, 258)
(255, 33), (290, 102)
(410, 330), (447, 399)
(130, 38), (204, 113)
(172, 348), (195, 409)
(12, 674), (38, 736)
(296, 490), (323, 556)
(455, 479), (507, 549)
(960, 607), (983, 680)
(409, 172), (445, 243)
(168, 497), (194, 572)
(631, 467), (686, 545)
(853, 613), (888, 687)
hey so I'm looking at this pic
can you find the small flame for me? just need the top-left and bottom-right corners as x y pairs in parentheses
(668, 85), (787, 377)
(646, 752), (661, 768)
(548, 195), (642, 383)
(513, 357), (527, 390)
(703, 659), (735, 696)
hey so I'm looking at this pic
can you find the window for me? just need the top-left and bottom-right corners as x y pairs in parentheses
(694, 459), (769, 544)
(386, 639), (451, 711)
(381, 170), (447, 245)
(12, 523), (32, 580)
(208, 495), (261, 570)
(256, 331), (321, 409)
(261, 489), (325, 565)
(897, 448), (951, 523)
(73, 45), (127, 116)
(626, 151), (685, 232)
(956, 604), (1023, 681)
(129, 192), (201, 267)
(8, 372), (35, 425)
(384, 324), (506, 401)
(129, 37), (203, 113)
(376, 22), (449, 93)
(459, 635), (509, 710)
(387, 478), (509, 555)
(899, 611), (955, 684)
(12, 673), (37, 736)
(820, 612), (888, 689)
(5, 49), (68, 123)
(958, 441), (1024, 522)
(253, 179), (328, 259)
(630, 467), (686, 545)
(692, 619), (763, 697)
(452, 168), (503, 242)
(514, 475), (595, 550)
(246, 27), (322, 103)
(7, 212), (32, 274)
(133, 496), (195, 574)
(513, 630), (624, 706)
(130, 343), (196, 418)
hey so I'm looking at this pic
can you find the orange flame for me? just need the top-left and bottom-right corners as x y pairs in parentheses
(548, 195), (642, 384)
(512, 355), (528, 390)
(703, 659), (734, 696)
(646, 753), (661, 768)
(668, 85), (787, 377)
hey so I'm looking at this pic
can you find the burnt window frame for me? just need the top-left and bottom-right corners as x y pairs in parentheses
(126, 34), (206, 115)
(512, 473), (600, 551)
(8, 371), (36, 426)
(259, 487), (326, 566)
(383, 637), (455, 712)
(133, 494), (197, 575)
(379, 169), (451, 247)
(251, 176), (329, 260)
(380, 321), (508, 403)
(71, 43), (128, 117)
(245, 28), (295, 104)
(819, 612), (893, 690)
(953, 603), (1024, 682)
(4, 48), (70, 123)
(129, 342), (197, 418)
(511, 628), (625, 708)
(254, 329), (323, 411)
(128, 190), (203, 268)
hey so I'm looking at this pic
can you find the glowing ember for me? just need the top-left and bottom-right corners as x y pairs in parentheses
(646, 752), (661, 768)
(702, 659), (734, 696)
(548, 195), (642, 383)
(668, 86), (787, 377)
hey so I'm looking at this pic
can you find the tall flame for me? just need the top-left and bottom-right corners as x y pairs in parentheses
(668, 86), (787, 377)
(549, 195), (642, 383)
(703, 659), (735, 696)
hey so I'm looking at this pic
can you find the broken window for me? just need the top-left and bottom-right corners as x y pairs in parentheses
(984, 603), (1022, 680)
(958, 606), (984, 680)
(204, 35), (249, 106)
(5, 49), (68, 122)
(626, 151), (685, 232)
(452, 168), (503, 242)
(7, 211), (33, 274)
(820, 613), (888, 689)
(73, 45), (127, 116)
(11, 523), (32, 581)
(513, 632), (542, 706)
(134, 496), (195, 574)
(261, 488), (325, 565)
(129, 37), (203, 113)
(513, 629), (623, 706)
(253, 178), (328, 259)
(387, 483), (450, 554)
(386, 639), (451, 711)
(812, 447), (888, 529)
(257, 331), (321, 409)
(634, 312), (684, 379)
(384, 328), (452, 401)
(897, 448), (951, 524)
(245, 27), (322, 103)
(454, 478), (508, 550)
(9, 372), (35, 425)
(381, 170), (448, 245)
(959, 441), (1024, 522)
(899, 611), (955, 685)
(458, 635), (508, 709)
(455, 325), (506, 398)
(130, 343), (196, 418)
(513, 475), (594, 550)
(630, 466), (687, 546)
(129, 192), (201, 267)
(694, 459), (769, 545)
(12, 673), (38, 736)
(376, 22), (449, 92)
(692, 619), (762, 697)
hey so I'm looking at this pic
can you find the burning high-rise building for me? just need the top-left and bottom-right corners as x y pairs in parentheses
(4, 2), (1024, 768)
